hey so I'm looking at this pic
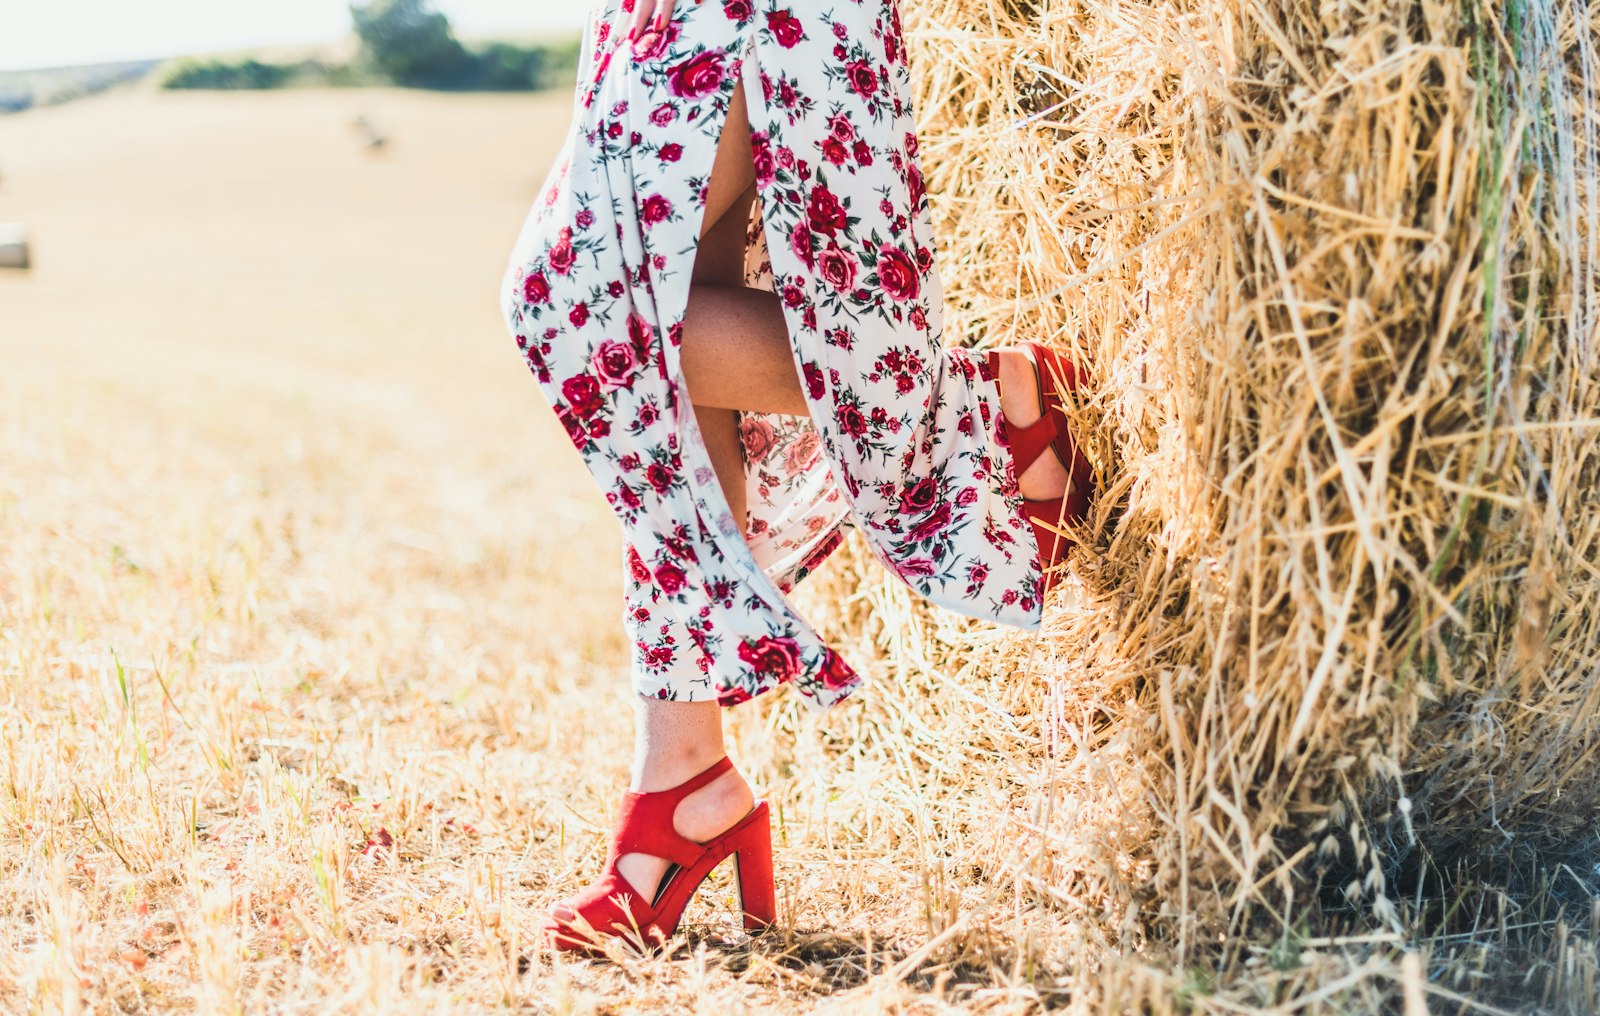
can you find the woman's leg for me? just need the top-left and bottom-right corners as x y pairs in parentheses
(679, 83), (1067, 505)
(685, 146), (767, 531)
(696, 406), (750, 532)
(570, 97), (770, 915)
(619, 700), (753, 902)
(678, 298), (1068, 499)
(679, 288), (808, 417)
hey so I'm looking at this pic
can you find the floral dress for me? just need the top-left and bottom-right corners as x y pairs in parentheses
(502, 0), (1045, 710)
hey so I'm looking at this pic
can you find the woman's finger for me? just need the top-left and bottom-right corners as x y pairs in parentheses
(651, 0), (677, 34)
(628, 0), (660, 41)
(625, 0), (647, 42)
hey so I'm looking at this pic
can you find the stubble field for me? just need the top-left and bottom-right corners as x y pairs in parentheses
(2, 82), (1153, 1015)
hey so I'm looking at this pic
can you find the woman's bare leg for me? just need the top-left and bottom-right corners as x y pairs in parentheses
(681, 79), (809, 422)
(681, 83), (1065, 497)
(685, 159), (766, 532)
(680, 288), (808, 416)
(695, 406), (751, 532)
(616, 701), (752, 908)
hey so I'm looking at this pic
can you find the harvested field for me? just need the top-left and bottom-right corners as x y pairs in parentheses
(0, 7), (1597, 1012)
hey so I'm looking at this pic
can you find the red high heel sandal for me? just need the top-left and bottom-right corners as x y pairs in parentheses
(988, 342), (1096, 593)
(543, 757), (775, 955)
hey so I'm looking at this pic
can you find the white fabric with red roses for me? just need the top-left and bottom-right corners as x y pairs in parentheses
(502, 0), (1045, 709)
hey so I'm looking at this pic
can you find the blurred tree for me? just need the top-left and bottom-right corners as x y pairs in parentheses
(474, 42), (544, 91)
(472, 40), (583, 91)
(160, 59), (292, 90)
(350, 0), (470, 87)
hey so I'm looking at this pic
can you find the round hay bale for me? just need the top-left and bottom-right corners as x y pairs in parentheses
(793, 0), (1599, 1005)
(0, 223), (29, 270)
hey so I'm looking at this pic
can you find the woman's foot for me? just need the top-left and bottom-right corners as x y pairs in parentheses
(544, 755), (773, 953)
(993, 348), (1072, 500)
(552, 765), (756, 922)
(988, 344), (1097, 591)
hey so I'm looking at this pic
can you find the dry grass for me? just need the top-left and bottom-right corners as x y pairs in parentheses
(1, 2), (1597, 1010)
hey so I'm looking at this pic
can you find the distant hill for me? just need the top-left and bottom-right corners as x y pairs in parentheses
(0, 60), (161, 114)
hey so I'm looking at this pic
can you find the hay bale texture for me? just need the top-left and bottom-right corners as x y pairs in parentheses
(792, 0), (1599, 1005)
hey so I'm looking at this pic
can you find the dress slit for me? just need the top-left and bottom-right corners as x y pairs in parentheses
(630, 39), (835, 664)
(502, 1), (1047, 710)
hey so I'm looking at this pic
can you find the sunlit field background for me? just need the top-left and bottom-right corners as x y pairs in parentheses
(2, 0), (1117, 999)
(0, 79), (1047, 1015)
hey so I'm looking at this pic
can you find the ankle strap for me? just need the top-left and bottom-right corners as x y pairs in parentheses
(1007, 413), (1062, 479)
(665, 756), (734, 799)
(609, 757), (736, 869)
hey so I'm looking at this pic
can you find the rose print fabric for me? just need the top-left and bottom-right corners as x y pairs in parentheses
(502, 0), (1045, 710)
(621, 208), (854, 700)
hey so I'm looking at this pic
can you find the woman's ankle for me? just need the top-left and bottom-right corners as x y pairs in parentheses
(994, 348), (1072, 501)
(631, 697), (726, 792)
(994, 349), (1043, 429)
(674, 769), (755, 842)
(631, 745), (728, 793)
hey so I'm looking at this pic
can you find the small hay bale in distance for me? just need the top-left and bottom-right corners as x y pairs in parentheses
(0, 223), (29, 270)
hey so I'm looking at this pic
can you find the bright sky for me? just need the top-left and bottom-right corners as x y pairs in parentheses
(0, 0), (595, 71)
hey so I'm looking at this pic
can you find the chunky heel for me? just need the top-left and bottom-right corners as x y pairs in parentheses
(729, 802), (775, 931)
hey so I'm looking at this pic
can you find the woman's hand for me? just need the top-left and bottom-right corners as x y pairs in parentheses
(628, 0), (698, 41)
